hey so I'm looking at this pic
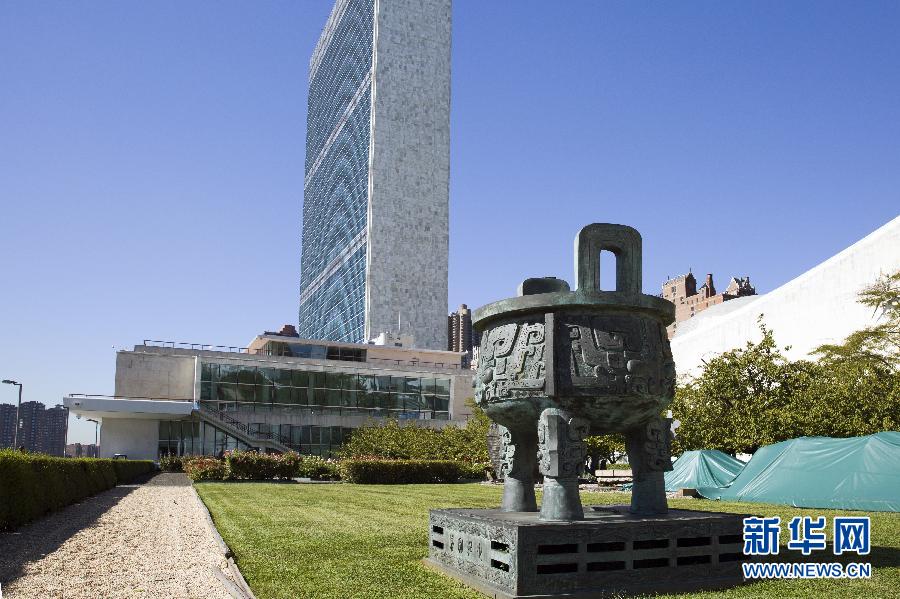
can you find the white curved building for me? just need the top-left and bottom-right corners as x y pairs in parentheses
(672, 216), (900, 377)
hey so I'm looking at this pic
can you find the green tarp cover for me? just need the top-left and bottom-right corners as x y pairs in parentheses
(662, 450), (745, 492)
(620, 449), (745, 492)
(697, 432), (900, 512)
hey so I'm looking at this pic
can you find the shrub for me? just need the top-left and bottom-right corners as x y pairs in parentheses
(297, 455), (341, 481)
(0, 450), (155, 530)
(340, 403), (490, 466)
(159, 454), (184, 472)
(225, 450), (300, 480)
(183, 456), (227, 482)
(340, 459), (464, 484)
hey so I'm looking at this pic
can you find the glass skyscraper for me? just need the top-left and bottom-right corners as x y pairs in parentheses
(299, 0), (451, 350)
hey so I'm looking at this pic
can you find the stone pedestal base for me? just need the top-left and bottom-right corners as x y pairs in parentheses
(425, 505), (749, 598)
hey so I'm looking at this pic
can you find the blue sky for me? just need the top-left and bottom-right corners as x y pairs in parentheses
(1, 1), (897, 443)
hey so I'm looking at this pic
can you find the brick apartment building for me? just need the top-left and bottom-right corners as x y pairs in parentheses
(662, 272), (756, 337)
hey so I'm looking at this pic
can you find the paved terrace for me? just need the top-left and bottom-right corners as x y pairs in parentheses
(0, 473), (246, 599)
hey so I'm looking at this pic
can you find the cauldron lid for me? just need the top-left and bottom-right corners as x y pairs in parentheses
(472, 223), (675, 329)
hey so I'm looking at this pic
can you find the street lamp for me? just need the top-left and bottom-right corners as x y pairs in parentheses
(86, 418), (99, 455)
(2, 379), (23, 449)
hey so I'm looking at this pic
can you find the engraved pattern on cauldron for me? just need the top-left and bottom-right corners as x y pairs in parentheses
(558, 314), (675, 399)
(475, 318), (547, 405)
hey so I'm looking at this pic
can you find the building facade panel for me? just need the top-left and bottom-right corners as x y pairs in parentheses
(365, 0), (451, 350)
(300, 0), (451, 349)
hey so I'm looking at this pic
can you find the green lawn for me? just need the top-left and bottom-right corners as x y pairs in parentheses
(195, 483), (900, 599)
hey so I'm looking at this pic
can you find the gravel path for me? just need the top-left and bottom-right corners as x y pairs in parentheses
(0, 473), (243, 599)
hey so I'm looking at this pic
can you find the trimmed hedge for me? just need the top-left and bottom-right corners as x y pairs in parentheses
(297, 455), (341, 481)
(225, 450), (299, 480)
(183, 452), (341, 482)
(339, 459), (464, 484)
(0, 450), (155, 530)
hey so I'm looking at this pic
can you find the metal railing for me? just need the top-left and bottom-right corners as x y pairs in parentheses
(143, 340), (252, 353)
(66, 393), (195, 402)
(198, 404), (296, 450)
(140, 339), (466, 371)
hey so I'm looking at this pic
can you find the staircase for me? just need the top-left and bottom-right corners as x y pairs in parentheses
(197, 404), (296, 454)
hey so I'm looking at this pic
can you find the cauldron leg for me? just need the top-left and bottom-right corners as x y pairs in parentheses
(625, 417), (674, 515)
(499, 424), (538, 512)
(537, 408), (589, 521)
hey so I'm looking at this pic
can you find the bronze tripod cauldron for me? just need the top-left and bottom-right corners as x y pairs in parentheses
(473, 224), (676, 521)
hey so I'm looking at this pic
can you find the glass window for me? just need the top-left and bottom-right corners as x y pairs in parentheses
(313, 388), (326, 406)
(311, 371), (326, 388)
(404, 377), (421, 394)
(375, 375), (391, 392)
(259, 368), (276, 386)
(215, 384), (238, 402)
(237, 384), (256, 403)
(331, 426), (343, 445)
(326, 389), (341, 407)
(200, 381), (212, 401)
(218, 364), (240, 384)
(343, 374), (358, 391)
(275, 386), (292, 405)
(158, 420), (170, 441)
(435, 378), (451, 396)
(325, 372), (342, 389)
(292, 369), (309, 388)
(389, 376), (403, 393)
(276, 369), (293, 386)
(201, 363), (216, 382)
(370, 392), (389, 410)
(257, 385), (274, 404)
(320, 427), (331, 445)
(238, 367), (257, 385)
(300, 425), (311, 445)
(292, 387), (308, 405)
(358, 375), (374, 392)
(309, 426), (321, 444)
(290, 343), (312, 358)
(309, 345), (327, 360)
(422, 378), (436, 394)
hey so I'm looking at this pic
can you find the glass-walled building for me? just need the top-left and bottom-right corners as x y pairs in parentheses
(299, 0), (452, 350)
(65, 329), (472, 460)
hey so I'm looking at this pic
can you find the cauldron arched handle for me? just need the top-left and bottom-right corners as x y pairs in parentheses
(574, 223), (642, 294)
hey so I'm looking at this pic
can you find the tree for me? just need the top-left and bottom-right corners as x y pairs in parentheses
(584, 434), (626, 469)
(813, 271), (900, 370)
(670, 271), (900, 455)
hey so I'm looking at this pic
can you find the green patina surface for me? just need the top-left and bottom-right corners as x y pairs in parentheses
(195, 483), (900, 599)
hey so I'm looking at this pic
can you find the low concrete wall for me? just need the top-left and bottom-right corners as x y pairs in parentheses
(100, 418), (159, 461)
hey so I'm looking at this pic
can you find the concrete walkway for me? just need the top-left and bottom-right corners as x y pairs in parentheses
(0, 473), (244, 599)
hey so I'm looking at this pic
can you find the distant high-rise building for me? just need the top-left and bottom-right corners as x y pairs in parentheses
(65, 443), (99, 458)
(18, 401), (45, 453)
(6, 401), (68, 455)
(0, 403), (16, 449)
(298, 0), (451, 349)
(448, 304), (475, 354)
(44, 405), (68, 456)
(662, 272), (756, 337)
